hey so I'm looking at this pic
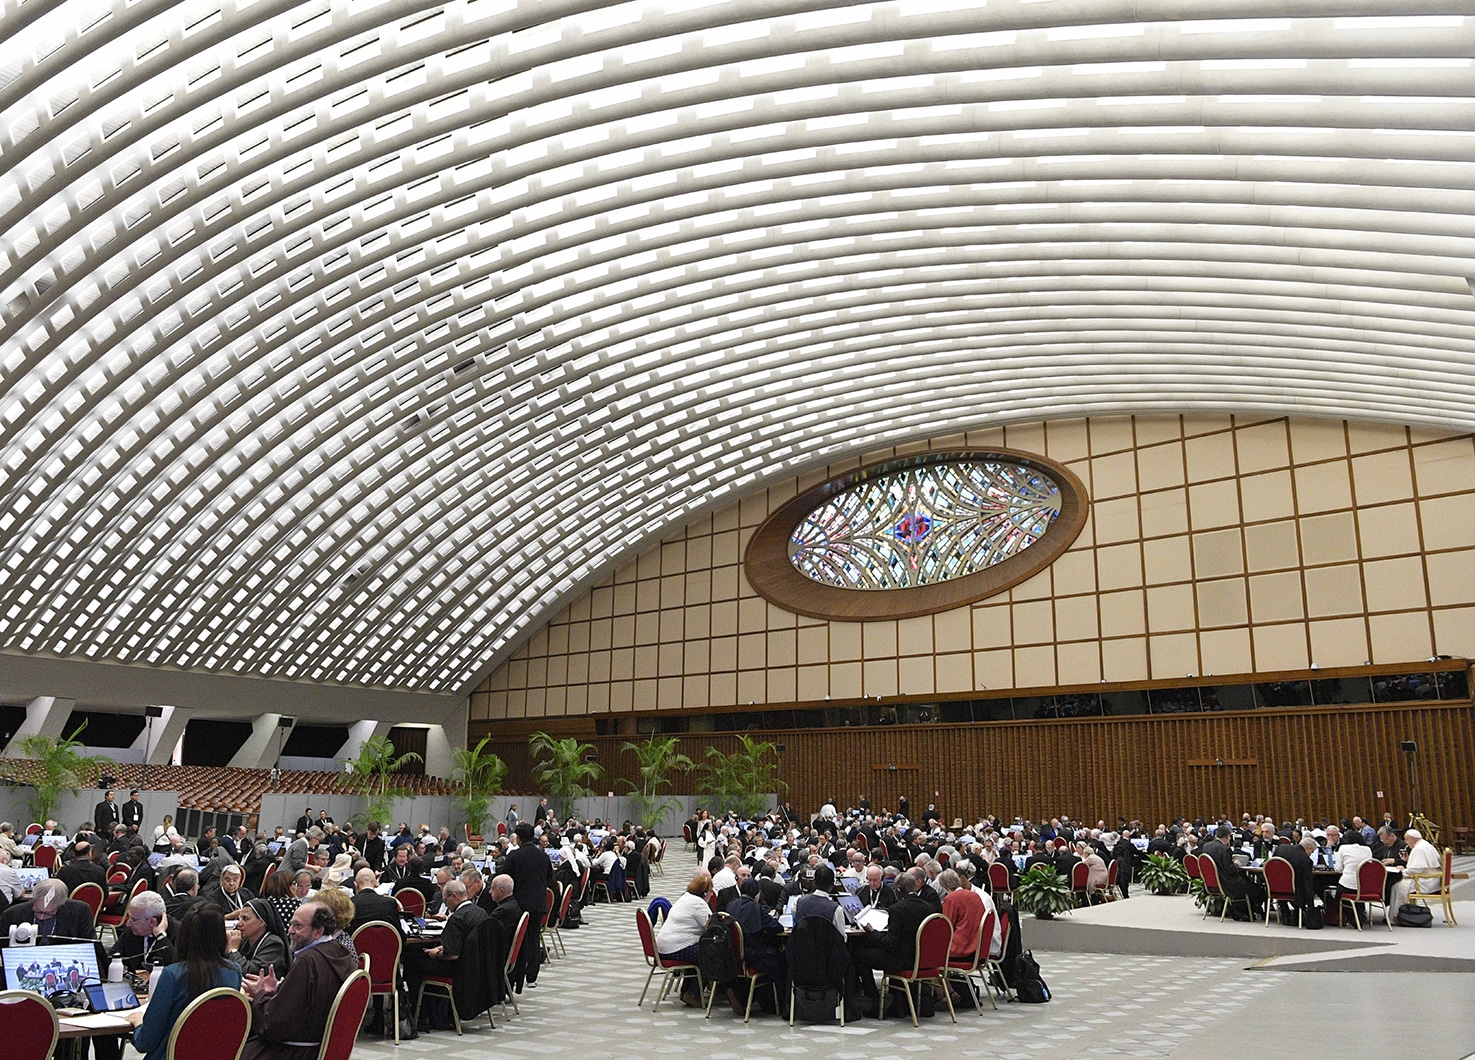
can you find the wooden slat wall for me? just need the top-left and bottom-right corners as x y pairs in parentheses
(471, 703), (1475, 831)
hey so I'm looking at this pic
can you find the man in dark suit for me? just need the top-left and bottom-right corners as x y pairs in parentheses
(401, 879), (488, 1026)
(164, 868), (202, 939)
(56, 840), (109, 893)
(849, 871), (932, 1010)
(1273, 837), (1317, 917)
(94, 790), (122, 832)
(295, 808), (314, 835)
(0, 879), (96, 939)
(1203, 825), (1260, 920)
(121, 790), (145, 833)
(362, 823), (387, 873)
(204, 863), (255, 913)
(350, 868), (402, 933)
(486, 874), (522, 939)
(503, 823), (552, 989)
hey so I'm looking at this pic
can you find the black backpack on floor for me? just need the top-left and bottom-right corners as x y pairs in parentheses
(1013, 949), (1051, 1003)
(1396, 902), (1433, 927)
(697, 913), (743, 982)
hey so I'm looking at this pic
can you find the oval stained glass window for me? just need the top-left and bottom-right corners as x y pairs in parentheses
(745, 450), (1089, 621)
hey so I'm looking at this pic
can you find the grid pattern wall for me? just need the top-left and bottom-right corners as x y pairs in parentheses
(472, 414), (1475, 721)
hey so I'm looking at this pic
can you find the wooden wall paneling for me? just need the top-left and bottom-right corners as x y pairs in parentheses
(477, 705), (1473, 835)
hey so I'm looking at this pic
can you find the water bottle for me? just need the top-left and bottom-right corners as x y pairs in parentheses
(108, 957), (124, 983)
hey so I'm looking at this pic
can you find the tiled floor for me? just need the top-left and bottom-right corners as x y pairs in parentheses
(318, 861), (1475, 1060)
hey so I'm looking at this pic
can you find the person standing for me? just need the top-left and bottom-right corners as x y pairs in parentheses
(95, 790), (122, 832)
(503, 822), (552, 990)
(122, 790), (145, 833)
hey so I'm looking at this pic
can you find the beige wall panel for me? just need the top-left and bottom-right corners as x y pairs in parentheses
(1143, 535), (1192, 585)
(477, 416), (1475, 722)
(1239, 470), (1295, 523)
(1185, 432), (1237, 482)
(1244, 520), (1300, 573)
(1413, 438), (1475, 496)
(1137, 443), (1186, 492)
(1368, 612), (1432, 663)
(1253, 622), (1310, 671)
(1235, 421), (1290, 473)
(1289, 419), (1348, 464)
(1293, 461), (1354, 515)
(1199, 626), (1253, 675)
(1355, 503), (1421, 559)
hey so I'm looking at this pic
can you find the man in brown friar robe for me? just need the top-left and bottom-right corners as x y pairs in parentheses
(241, 900), (357, 1060)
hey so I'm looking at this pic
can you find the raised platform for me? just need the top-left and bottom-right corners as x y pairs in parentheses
(1024, 890), (1473, 973)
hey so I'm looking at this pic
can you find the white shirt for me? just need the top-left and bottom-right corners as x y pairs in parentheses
(972, 884), (1003, 958)
(711, 867), (737, 892)
(0, 862), (22, 903)
(656, 892), (712, 955)
(1335, 844), (1373, 891)
(1405, 840), (1441, 894)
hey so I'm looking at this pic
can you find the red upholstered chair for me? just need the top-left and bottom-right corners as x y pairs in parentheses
(1197, 854), (1250, 923)
(166, 986), (250, 1060)
(1340, 860), (1390, 932)
(985, 910), (1011, 1002)
(547, 883), (575, 959)
(987, 861), (1011, 900)
(260, 862), (276, 889)
(880, 912), (956, 1027)
(1106, 859), (1123, 901)
(496, 822), (507, 838)
(1404, 847), (1458, 927)
(501, 911), (531, 1017)
(69, 881), (106, 930)
(1262, 856), (1300, 928)
(108, 867), (129, 886)
(351, 921), (403, 1043)
(100, 877), (149, 944)
(636, 907), (701, 1010)
(318, 969), (372, 1060)
(944, 909), (997, 1014)
(395, 889), (425, 918)
(540, 888), (559, 961)
(25, 824), (43, 836)
(1070, 861), (1090, 909)
(1183, 853), (1201, 880)
(683, 823), (695, 850)
(33, 844), (57, 872)
(1, 989), (59, 1060)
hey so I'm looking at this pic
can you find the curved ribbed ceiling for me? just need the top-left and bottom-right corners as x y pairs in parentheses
(1, 0), (1472, 694)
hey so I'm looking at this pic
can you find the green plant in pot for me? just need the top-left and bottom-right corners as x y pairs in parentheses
(1138, 852), (1189, 896)
(1013, 864), (1075, 919)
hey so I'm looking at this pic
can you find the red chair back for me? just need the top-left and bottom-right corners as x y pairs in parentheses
(395, 889), (425, 917)
(505, 911), (531, 975)
(1070, 861), (1089, 891)
(318, 970), (372, 1060)
(913, 913), (952, 977)
(33, 845), (57, 871)
(988, 862), (1010, 893)
(968, 909), (996, 966)
(1441, 847), (1454, 887)
(998, 906), (1011, 955)
(683, 824), (694, 844)
(558, 882), (576, 923)
(25, 824), (42, 836)
(1107, 859), (1119, 889)
(167, 986), (250, 1060)
(0, 989), (59, 1060)
(541, 888), (556, 931)
(855, 832), (868, 852)
(497, 822), (507, 837)
(1198, 855), (1222, 895)
(1183, 853), (1201, 879)
(636, 907), (659, 966)
(261, 862), (276, 887)
(1261, 856), (1295, 902)
(108, 851), (120, 867)
(109, 867), (130, 885)
(350, 923), (402, 994)
(70, 881), (106, 923)
(936, 851), (949, 868)
(1355, 859), (1387, 903)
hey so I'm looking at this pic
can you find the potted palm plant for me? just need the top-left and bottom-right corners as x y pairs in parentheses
(1012, 864), (1075, 919)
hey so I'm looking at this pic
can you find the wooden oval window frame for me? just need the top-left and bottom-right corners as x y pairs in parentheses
(744, 448), (1090, 622)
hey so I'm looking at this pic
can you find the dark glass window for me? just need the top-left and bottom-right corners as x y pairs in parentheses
(1203, 684), (1256, 712)
(1013, 696), (1056, 720)
(1101, 690), (1150, 716)
(976, 698), (1015, 721)
(1311, 677), (1371, 705)
(1054, 693), (1102, 718)
(939, 701), (973, 724)
(1373, 673), (1438, 703)
(1255, 681), (1313, 708)
(1437, 669), (1469, 701)
(1149, 688), (1201, 714)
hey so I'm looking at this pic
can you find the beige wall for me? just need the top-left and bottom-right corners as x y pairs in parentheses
(471, 415), (1475, 721)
